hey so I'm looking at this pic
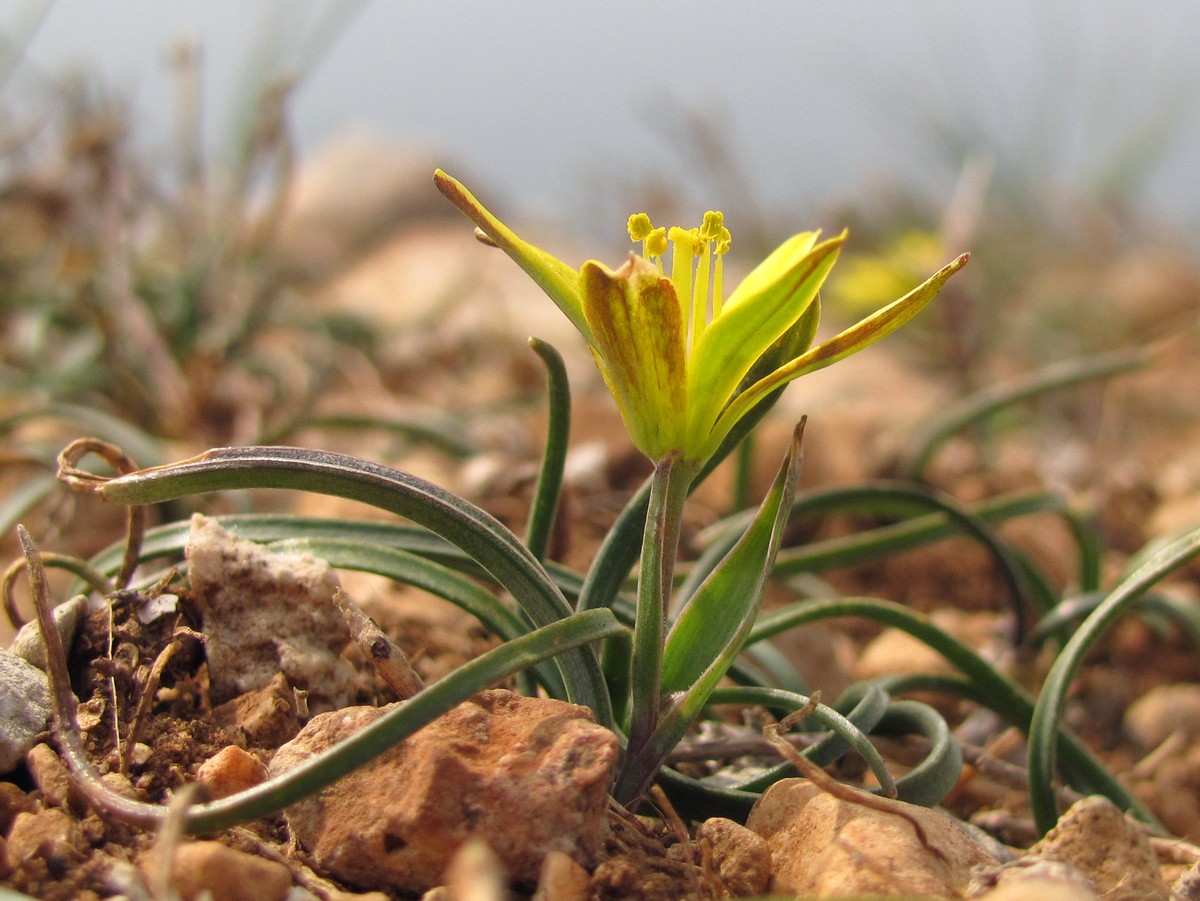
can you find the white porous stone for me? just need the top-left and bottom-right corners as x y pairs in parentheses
(185, 515), (357, 711)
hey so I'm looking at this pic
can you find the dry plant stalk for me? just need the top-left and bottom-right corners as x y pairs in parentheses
(763, 695), (949, 863)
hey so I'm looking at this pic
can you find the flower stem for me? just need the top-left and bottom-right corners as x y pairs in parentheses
(626, 453), (693, 772)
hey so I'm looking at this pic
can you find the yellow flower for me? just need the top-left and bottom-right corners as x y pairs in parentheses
(435, 170), (967, 469)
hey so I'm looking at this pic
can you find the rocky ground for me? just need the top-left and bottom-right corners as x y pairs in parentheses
(5, 136), (1200, 899)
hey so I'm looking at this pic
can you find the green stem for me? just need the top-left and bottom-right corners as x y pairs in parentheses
(626, 454), (693, 755)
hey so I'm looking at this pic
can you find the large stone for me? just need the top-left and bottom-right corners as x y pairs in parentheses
(1027, 795), (1168, 900)
(269, 689), (618, 894)
(746, 778), (997, 898)
(185, 515), (357, 710)
(0, 650), (51, 774)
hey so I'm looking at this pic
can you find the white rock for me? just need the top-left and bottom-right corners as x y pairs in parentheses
(185, 515), (357, 711)
(0, 650), (52, 774)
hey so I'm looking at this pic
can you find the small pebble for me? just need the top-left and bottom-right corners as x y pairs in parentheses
(141, 840), (294, 901)
(9, 594), (87, 671)
(1125, 683), (1200, 750)
(196, 746), (269, 800)
(25, 743), (71, 810)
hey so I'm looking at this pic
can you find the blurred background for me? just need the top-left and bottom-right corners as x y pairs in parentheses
(3, 0), (1200, 528)
(10, 0), (1200, 239)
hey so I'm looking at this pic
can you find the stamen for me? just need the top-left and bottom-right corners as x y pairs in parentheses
(669, 226), (700, 349)
(645, 227), (667, 269)
(713, 226), (731, 316)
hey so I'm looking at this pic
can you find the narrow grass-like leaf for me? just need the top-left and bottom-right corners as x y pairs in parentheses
(870, 699), (961, 807)
(875, 671), (1156, 826)
(754, 598), (1157, 824)
(85, 446), (612, 725)
(900, 346), (1151, 481)
(723, 681), (890, 793)
(661, 425), (804, 694)
(524, 338), (570, 562)
(1, 403), (166, 466)
(655, 684), (893, 819)
(1028, 525), (1200, 835)
(0, 471), (58, 545)
(256, 411), (476, 457)
(754, 482), (1040, 641)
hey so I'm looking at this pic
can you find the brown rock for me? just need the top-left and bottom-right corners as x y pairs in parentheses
(25, 742), (71, 810)
(186, 515), (358, 710)
(196, 745), (269, 800)
(1125, 683), (1200, 750)
(6, 808), (86, 874)
(695, 816), (771, 898)
(1028, 795), (1168, 900)
(270, 689), (618, 894)
(746, 778), (997, 898)
(855, 609), (1007, 681)
(0, 781), (35, 833)
(143, 840), (294, 901)
(970, 859), (1099, 900)
(211, 672), (301, 748)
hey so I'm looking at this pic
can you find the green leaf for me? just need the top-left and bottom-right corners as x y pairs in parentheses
(1027, 525), (1200, 835)
(93, 446), (613, 726)
(524, 338), (571, 563)
(613, 422), (804, 802)
(660, 422), (804, 695)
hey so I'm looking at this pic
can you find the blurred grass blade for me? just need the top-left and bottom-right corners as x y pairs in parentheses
(1027, 525), (1200, 835)
(524, 338), (570, 562)
(1, 403), (165, 466)
(84, 446), (612, 725)
(0, 471), (57, 543)
(900, 346), (1151, 481)
(256, 411), (476, 457)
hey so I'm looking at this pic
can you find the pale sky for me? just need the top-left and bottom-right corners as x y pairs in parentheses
(10, 1), (1200, 236)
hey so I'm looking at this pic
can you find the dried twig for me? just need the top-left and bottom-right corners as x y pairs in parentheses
(332, 587), (424, 701)
(17, 525), (164, 829)
(763, 694), (949, 862)
(56, 437), (145, 589)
